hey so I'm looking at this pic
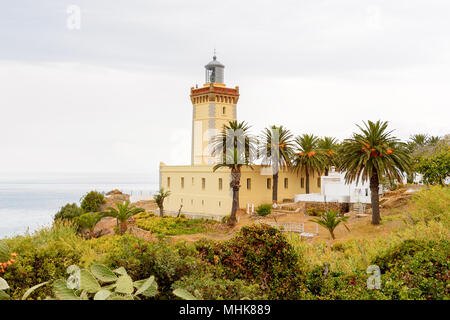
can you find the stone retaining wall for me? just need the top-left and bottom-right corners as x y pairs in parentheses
(303, 201), (350, 215)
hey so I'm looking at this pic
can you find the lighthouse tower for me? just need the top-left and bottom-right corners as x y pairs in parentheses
(190, 55), (240, 165)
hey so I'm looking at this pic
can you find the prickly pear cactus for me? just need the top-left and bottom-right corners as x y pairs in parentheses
(0, 241), (10, 263)
(50, 264), (158, 300)
(173, 288), (199, 300)
(90, 264), (117, 283)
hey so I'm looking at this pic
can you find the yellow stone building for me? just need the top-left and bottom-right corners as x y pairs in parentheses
(159, 55), (321, 219)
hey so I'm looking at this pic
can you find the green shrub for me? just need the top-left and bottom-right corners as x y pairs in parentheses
(195, 224), (307, 299)
(405, 186), (450, 226)
(54, 203), (84, 221)
(80, 191), (106, 213)
(256, 204), (272, 216)
(135, 213), (217, 236)
(372, 239), (449, 300)
(331, 242), (345, 252)
(305, 267), (387, 300)
(416, 150), (450, 186)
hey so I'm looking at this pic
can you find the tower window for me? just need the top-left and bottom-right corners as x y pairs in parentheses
(267, 178), (271, 189)
(202, 178), (206, 190)
(181, 177), (184, 189)
(247, 178), (251, 190)
(218, 178), (223, 190)
(167, 177), (170, 188)
(301, 177), (304, 188)
(223, 106), (226, 114)
(192, 177), (194, 186)
(284, 178), (288, 189)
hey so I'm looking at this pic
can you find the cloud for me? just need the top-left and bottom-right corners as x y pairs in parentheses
(0, 1), (449, 175)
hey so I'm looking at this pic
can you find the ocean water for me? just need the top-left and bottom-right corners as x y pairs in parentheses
(0, 173), (158, 238)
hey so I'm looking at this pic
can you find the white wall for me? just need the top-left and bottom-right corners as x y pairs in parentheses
(295, 169), (383, 204)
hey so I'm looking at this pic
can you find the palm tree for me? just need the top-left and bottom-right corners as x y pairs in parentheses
(410, 134), (429, 147)
(293, 134), (326, 194)
(259, 125), (294, 204)
(153, 188), (171, 217)
(311, 210), (349, 240)
(212, 120), (256, 226)
(105, 201), (145, 235)
(75, 212), (104, 239)
(427, 135), (441, 146)
(407, 133), (430, 155)
(318, 136), (339, 176)
(339, 120), (411, 225)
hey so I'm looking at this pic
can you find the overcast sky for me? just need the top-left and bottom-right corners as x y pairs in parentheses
(0, 0), (449, 181)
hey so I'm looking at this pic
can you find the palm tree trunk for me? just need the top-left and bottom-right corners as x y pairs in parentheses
(120, 220), (128, 235)
(272, 172), (278, 203)
(229, 167), (241, 226)
(370, 172), (381, 225)
(330, 230), (335, 240)
(305, 166), (310, 194)
(325, 168), (329, 176)
(159, 206), (163, 217)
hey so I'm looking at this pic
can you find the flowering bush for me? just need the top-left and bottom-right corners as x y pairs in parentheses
(2, 227), (83, 299)
(195, 224), (308, 299)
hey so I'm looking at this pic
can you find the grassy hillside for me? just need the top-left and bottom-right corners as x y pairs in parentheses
(0, 186), (448, 300)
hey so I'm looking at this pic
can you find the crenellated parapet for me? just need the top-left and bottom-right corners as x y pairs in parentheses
(190, 84), (239, 104)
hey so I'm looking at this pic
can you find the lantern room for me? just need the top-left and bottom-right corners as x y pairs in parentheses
(204, 55), (225, 84)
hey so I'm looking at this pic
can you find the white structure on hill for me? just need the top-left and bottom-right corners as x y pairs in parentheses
(294, 167), (383, 204)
